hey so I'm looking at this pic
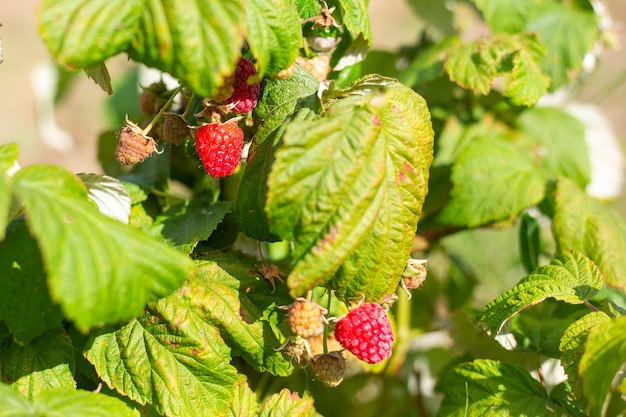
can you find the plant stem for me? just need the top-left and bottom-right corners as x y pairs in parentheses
(385, 289), (411, 376)
(142, 84), (183, 136)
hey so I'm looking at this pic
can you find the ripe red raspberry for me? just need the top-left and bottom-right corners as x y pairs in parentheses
(223, 58), (260, 114)
(311, 351), (347, 387)
(195, 121), (244, 178)
(334, 302), (394, 364)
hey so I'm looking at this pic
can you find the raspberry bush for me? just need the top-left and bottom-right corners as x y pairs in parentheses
(1, 0), (625, 416)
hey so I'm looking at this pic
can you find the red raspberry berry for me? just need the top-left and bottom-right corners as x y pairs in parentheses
(333, 302), (394, 364)
(223, 58), (260, 114)
(195, 121), (244, 178)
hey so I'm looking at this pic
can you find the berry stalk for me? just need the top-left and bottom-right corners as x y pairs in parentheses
(142, 84), (183, 136)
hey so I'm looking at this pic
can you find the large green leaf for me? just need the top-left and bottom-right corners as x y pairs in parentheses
(0, 143), (19, 241)
(85, 295), (238, 417)
(0, 220), (63, 344)
(473, 0), (534, 33)
(0, 326), (75, 399)
(37, 0), (143, 68)
(553, 177), (626, 290)
(478, 251), (603, 335)
(267, 76), (433, 302)
(128, 0), (245, 98)
(245, 0), (302, 78)
(579, 316), (626, 416)
(517, 107), (590, 188)
(437, 137), (546, 227)
(149, 200), (231, 254)
(559, 311), (611, 396)
(0, 384), (139, 417)
(228, 375), (258, 417)
(526, 3), (599, 90)
(12, 165), (193, 331)
(258, 389), (316, 417)
(188, 253), (293, 376)
(439, 359), (557, 416)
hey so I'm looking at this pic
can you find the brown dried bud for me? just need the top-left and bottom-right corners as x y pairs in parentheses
(115, 117), (158, 165)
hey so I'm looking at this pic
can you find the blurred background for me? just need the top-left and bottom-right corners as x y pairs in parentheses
(1, 0), (625, 187)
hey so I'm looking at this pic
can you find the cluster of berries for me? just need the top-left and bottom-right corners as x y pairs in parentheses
(116, 58), (261, 179)
(279, 298), (395, 387)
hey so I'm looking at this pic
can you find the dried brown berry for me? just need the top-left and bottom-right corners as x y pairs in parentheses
(400, 258), (429, 298)
(311, 351), (347, 387)
(162, 113), (189, 144)
(115, 117), (158, 165)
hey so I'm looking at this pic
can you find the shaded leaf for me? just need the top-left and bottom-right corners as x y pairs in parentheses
(439, 359), (556, 416)
(0, 220), (63, 343)
(12, 165), (193, 331)
(187, 253), (293, 376)
(128, 0), (245, 98)
(85, 295), (238, 417)
(150, 200), (231, 253)
(548, 381), (586, 417)
(258, 389), (316, 417)
(553, 177), (626, 290)
(579, 316), (626, 416)
(267, 76), (433, 302)
(38, 0), (142, 68)
(84, 62), (113, 95)
(245, 0), (302, 78)
(438, 137), (546, 227)
(478, 251), (603, 335)
(0, 326), (75, 399)
(559, 311), (611, 396)
(519, 212), (540, 274)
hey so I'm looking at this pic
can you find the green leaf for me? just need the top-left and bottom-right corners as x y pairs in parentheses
(444, 39), (495, 95)
(437, 137), (546, 227)
(549, 382), (586, 417)
(502, 35), (549, 106)
(517, 107), (590, 188)
(519, 212), (541, 274)
(37, 0), (143, 68)
(478, 251), (603, 335)
(12, 165), (193, 331)
(526, 3), (599, 90)
(228, 375), (258, 417)
(0, 326), (75, 399)
(439, 359), (555, 416)
(258, 389), (316, 417)
(84, 62), (113, 95)
(0, 384), (140, 417)
(150, 200), (231, 253)
(245, 0), (302, 78)
(188, 253), (293, 376)
(85, 295), (238, 417)
(473, 0), (534, 33)
(0, 143), (19, 241)
(0, 220), (63, 343)
(579, 316), (626, 416)
(267, 76), (434, 302)
(559, 311), (611, 396)
(553, 177), (626, 290)
(337, 0), (372, 45)
(128, 0), (245, 98)
(253, 66), (320, 145)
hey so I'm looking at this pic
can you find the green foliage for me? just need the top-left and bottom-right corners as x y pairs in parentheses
(2, 0), (622, 416)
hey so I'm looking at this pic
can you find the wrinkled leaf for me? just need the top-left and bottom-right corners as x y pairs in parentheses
(267, 76), (433, 302)
(12, 164), (193, 331)
(85, 295), (238, 417)
(439, 359), (556, 416)
(188, 253), (293, 376)
(258, 389), (316, 417)
(0, 384), (139, 417)
(438, 137), (546, 227)
(0, 326), (75, 399)
(128, 0), (245, 98)
(553, 177), (626, 290)
(579, 316), (626, 416)
(150, 200), (231, 253)
(478, 251), (603, 335)
(228, 375), (258, 417)
(559, 311), (611, 396)
(0, 220), (63, 344)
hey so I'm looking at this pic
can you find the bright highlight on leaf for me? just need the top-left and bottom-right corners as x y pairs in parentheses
(478, 251), (603, 335)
